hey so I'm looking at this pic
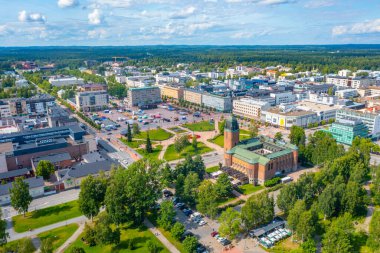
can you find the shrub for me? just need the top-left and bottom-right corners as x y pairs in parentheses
(264, 177), (281, 187)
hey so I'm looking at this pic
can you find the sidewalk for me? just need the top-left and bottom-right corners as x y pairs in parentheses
(56, 223), (85, 253)
(144, 219), (180, 253)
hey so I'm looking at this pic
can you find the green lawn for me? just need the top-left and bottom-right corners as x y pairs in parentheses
(182, 121), (215, 132)
(65, 224), (170, 253)
(38, 223), (79, 251)
(209, 133), (251, 148)
(0, 238), (36, 252)
(163, 142), (213, 161)
(206, 166), (220, 174)
(120, 138), (145, 149)
(168, 127), (187, 134)
(238, 184), (264, 195)
(134, 129), (174, 141)
(12, 200), (82, 233)
(136, 145), (163, 160)
(216, 195), (237, 206)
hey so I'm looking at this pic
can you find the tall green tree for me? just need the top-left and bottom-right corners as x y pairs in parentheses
(10, 178), (32, 217)
(367, 210), (380, 251)
(132, 123), (140, 135)
(274, 132), (283, 141)
(183, 173), (201, 206)
(126, 123), (132, 142)
(183, 236), (198, 253)
(249, 124), (259, 138)
(218, 207), (241, 240)
(318, 185), (337, 220)
(196, 181), (219, 218)
(322, 213), (354, 253)
(171, 222), (185, 241)
(277, 183), (299, 215)
(146, 132), (153, 153)
(105, 160), (161, 225)
(215, 173), (233, 198)
(78, 174), (107, 220)
(241, 192), (274, 230)
(157, 200), (176, 230)
(36, 160), (55, 180)
(287, 200), (306, 233)
(192, 135), (198, 151)
(0, 209), (8, 245)
(94, 213), (120, 246)
(289, 125), (306, 147)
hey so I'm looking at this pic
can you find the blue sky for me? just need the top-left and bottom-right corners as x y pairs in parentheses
(0, 0), (379, 46)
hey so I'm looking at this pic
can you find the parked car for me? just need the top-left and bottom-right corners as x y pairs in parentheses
(199, 220), (207, 226)
(211, 231), (218, 237)
(175, 203), (185, 209)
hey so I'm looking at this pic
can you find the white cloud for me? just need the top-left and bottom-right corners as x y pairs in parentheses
(231, 32), (253, 39)
(225, 0), (295, 5)
(0, 25), (11, 36)
(304, 0), (333, 8)
(88, 9), (103, 25)
(332, 19), (380, 36)
(170, 6), (196, 19)
(91, 0), (173, 8)
(58, 0), (79, 8)
(143, 21), (216, 39)
(88, 29), (108, 38)
(18, 10), (46, 23)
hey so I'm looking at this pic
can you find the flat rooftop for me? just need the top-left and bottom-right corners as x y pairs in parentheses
(297, 101), (339, 112)
(266, 107), (316, 117)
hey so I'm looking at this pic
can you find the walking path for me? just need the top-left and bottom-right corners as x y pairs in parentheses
(56, 223), (85, 253)
(144, 219), (180, 253)
(357, 183), (374, 233)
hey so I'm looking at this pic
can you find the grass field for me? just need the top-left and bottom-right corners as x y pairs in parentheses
(134, 129), (174, 141)
(0, 238), (36, 252)
(216, 195), (237, 206)
(267, 237), (300, 253)
(206, 166), (220, 174)
(12, 200), (81, 233)
(163, 142), (213, 161)
(238, 184), (264, 195)
(182, 121), (215, 132)
(120, 138), (145, 149)
(65, 224), (170, 253)
(136, 145), (163, 160)
(168, 127), (187, 134)
(209, 133), (252, 148)
(38, 223), (79, 251)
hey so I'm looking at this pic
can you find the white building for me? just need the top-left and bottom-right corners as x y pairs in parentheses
(115, 75), (127, 84)
(308, 93), (337, 105)
(49, 76), (85, 87)
(208, 72), (226, 79)
(296, 101), (339, 122)
(270, 92), (296, 105)
(126, 76), (154, 87)
(0, 102), (11, 118)
(75, 90), (109, 111)
(201, 93), (232, 112)
(326, 76), (376, 88)
(338, 70), (352, 77)
(0, 177), (44, 205)
(335, 89), (358, 99)
(336, 109), (380, 134)
(233, 98), (271, 119)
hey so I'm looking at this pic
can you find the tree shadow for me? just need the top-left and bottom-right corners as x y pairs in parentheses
(31, 204), (73, 219)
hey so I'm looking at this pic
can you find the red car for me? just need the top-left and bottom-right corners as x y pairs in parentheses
(211, 231), (218, 237)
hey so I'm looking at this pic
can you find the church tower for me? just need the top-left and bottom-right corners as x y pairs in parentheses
(224, 115), (239, 166)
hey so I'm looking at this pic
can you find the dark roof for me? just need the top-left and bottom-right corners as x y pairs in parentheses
(225, 115), (239, 132)
(252, 220), (286, 237)
(33, 152), (71, 164)
(67, 160), (114, 178)
(0, 177), (44, 196)
(0, 168), (32, 180)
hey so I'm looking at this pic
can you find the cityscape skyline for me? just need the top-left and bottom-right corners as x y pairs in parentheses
(0, 0), (379, 46)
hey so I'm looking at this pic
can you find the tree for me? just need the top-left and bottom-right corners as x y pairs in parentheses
(241, 192), (274, 230)
(132, 123), (140, 135)
(192, 135), (198, 151)
(249, 124), (259, 138)
(215, 173), (233, 198)
(82, 223), (97, 246)
(157, 200), (176, 230)
(0, 209), (8, 245)
(196, 181), (219, 219)
(218, 207), (241, 240)
(10, 178), (32, 217)
(183, 236), (198, 253)
(171, 222), (185, 241)
(94, 213), (120, 245)
(126, 123), (132, 142)
(175, 174), (185, 198)
(327, 87), (334, 96)
(301, 239), (317, 253)
(341, 181), (366, 217)
(36, 160), (55, 180)
(277, 183), (299, 215)
(289, 126), (306, 147)
(174, 135), (190, 153)
(296, 210), (317, 242)
(367, 210), (380, 250)
(160, 163), (174, 187)
(218, 119), (226, 135)
(287, 200), (306, 233)
(322, 213), (354, 253)
(17, 238), (35, 253)
(146, 240), (159, 253)
(274, 132), (283, 141)
(183, 173), (201, 206)
(40, 238), (53, 253)
(70, 247), (85, 253)
(146, 132), (153, 153)
(78, 174), (107, 220)
(105, 161), (161, 225)
(318, 185), (337, 219)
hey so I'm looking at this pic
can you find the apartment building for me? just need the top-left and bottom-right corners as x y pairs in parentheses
(184, 89), (203, 105)
(233, 98), (271, 119)
(77, 83), (107, 92)
(127, 86), (161, 107)
(8, 94), (55, 116)
(326, 76), (376, 88)
(202, 93), (232, 112)
(159, 85), (184, 100)
(0, 102), (11, 118)
(335, 89), (359, 99)
(75, 90), (109, 112)
(336, 109), (380, 134)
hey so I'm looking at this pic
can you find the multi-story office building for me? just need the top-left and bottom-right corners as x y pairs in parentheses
(183, 89), (203, 105)
(233, 98), (271, 119)
(201, 93), (232, 112)
(159, 85), (184, 100)
(336, 109), (380, 134)
(127, 86), (161, 107)
(75, 90), (109, 112)
(77, 84), (107, 92)
(270, 92), (296, 105)
(325, 119), (369, 145)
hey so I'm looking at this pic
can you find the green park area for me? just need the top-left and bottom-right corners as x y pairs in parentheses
(208, 133), (251, 148)
(134, 128), (174, 141)
(38, 223), (79, 251)
(163, 142), (213, 161)
(12, 200), (81, 233)
(65, 225), (170, 253)
(238, 184), (264, 195)
(168, 127), (187, 134)
(182, 121), (215, 132)
(206, 166), (220, 174)
(136, 145), (163, 160)
(120, 138), (145, 149)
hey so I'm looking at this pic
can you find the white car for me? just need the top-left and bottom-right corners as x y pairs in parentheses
(199, 220), (207, 226)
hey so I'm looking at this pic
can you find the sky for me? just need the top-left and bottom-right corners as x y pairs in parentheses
(0, 0), (379, 46)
